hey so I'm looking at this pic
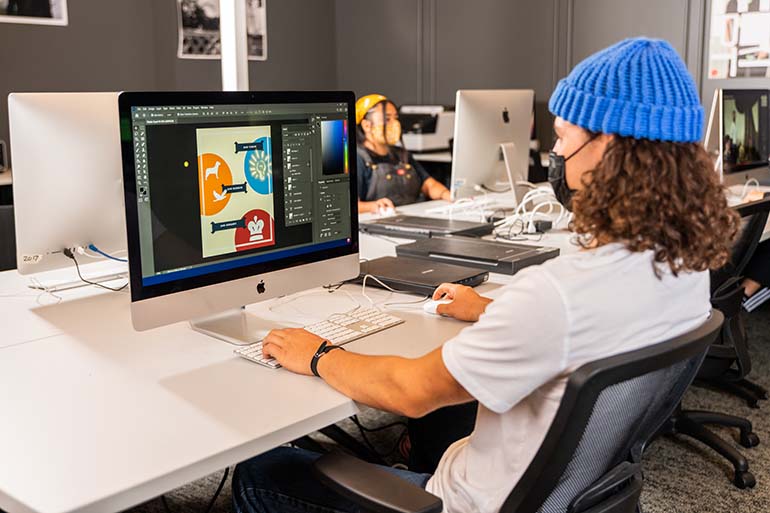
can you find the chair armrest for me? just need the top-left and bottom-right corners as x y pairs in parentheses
(568, 461), (642, 513)
(312, 451), (442, 513)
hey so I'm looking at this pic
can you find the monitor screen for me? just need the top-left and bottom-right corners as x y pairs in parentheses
(722, 89), (769, 173)
(121, 92), (357, 299)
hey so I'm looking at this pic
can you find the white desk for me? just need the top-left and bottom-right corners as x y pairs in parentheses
(0, 201), (546, 513)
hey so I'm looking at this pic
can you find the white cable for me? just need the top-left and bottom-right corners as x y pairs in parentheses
(740, 178), (760, 200)
(361, 274), (427, 309)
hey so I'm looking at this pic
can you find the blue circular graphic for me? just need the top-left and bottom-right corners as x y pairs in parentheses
(244, 136), (273, 195)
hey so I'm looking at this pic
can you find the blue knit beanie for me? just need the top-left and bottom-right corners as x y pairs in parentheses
(549, 37), (703, 143)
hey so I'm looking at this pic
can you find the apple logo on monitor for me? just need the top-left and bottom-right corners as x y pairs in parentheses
(257, 280), (266, 294)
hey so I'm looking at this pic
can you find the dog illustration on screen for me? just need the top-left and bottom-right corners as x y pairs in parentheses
(248, 215), (265, 242)
(205, 161), (222, 181)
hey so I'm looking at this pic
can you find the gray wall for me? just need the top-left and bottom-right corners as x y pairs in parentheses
(4, 0), (770, 163)
(0, 0), (338, 163)
(151, 0), (338, 91)
(333, 0), (769, 146)
(0, 0), (158, 157)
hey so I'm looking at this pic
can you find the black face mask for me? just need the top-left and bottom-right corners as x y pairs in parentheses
(548, 135), (597, 210)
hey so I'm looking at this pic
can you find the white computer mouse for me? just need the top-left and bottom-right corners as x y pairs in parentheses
(377, 206), (397, 217)
(423, 299), (452, 316)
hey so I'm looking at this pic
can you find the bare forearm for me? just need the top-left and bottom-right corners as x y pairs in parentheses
(317, 351), (421, 416)
(423, 178), (451, 201)
(316, 348), (469, 418)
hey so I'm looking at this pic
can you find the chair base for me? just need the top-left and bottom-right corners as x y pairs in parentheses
(695, 378), (768, 409)
(664, 408), (758, 489)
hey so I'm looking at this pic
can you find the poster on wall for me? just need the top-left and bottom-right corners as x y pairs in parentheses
(708, 0), (770, 79)
(177, 0), (267, 61)
(0, 0), (68, 25)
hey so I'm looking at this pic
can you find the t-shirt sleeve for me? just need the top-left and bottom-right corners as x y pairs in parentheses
(441, 268), (569, 414)
(356, 153), (370, 200)
(409, 154), (432, 184)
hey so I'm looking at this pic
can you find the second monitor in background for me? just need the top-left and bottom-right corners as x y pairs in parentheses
(450, 89), (535, 202)
(8, 92), (126, 281)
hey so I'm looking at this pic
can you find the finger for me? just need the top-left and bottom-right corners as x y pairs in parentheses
(436, 301), (453, 316)
(262, 341), (284, 361)
(264, 330), (286, 346)
(383, 198), (395, 208)
(433, 283), (457, 300)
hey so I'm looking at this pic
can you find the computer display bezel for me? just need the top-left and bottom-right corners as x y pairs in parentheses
(118, 90), (359, 303)
(721, 88), (770, 174)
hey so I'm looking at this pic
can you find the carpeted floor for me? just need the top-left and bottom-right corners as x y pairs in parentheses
(125, 304), (770, 513)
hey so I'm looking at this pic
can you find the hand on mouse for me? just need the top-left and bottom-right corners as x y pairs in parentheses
(432, 283), (493, 322)
(374, 197), (395, 213)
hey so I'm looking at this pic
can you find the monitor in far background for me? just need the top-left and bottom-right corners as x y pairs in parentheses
(450, 89), (534, 202)
(8, 92), (126, 278)
(119, 91), (359, 343)
(722, 89), (769, 175)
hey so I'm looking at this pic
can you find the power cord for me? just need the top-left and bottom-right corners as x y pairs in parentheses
(350, 416), (408, 459)
(160, 467), (230, 513)
(62, 248), (128, 292)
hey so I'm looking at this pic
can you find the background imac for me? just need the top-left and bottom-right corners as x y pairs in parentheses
(722, 89), (769, 174)
(8, 92), (125, 276)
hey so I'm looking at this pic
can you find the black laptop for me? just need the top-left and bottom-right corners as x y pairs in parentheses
(359, 215), (494, 239)
(356, 256), (489, 295)
(396, 236), (560, 275)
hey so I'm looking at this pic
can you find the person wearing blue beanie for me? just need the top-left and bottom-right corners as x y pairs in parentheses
(231, 38), (741, 513)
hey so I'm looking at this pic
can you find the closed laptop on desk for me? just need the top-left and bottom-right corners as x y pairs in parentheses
(357, 256), (488, 295)
(360, 215), (493, 239)
(396, 236), (559, 275)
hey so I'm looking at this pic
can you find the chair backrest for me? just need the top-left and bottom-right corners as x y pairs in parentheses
(0, 205), (16, 271)
(712, 195), (770, 292)
(500, 311), (724, 513)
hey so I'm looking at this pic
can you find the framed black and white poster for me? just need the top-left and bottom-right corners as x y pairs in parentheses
(177, 0), (267, 61)
(0, 0), (68, 26)
(708, 0), (770, 79)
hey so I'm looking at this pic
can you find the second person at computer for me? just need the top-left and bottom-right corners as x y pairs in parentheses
(356, 94), (451, 213)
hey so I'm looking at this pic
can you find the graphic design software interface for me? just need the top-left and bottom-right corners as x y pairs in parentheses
(130, 102), (352, 286)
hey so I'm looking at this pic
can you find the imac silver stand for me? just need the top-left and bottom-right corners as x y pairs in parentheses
(28, 271), (129, 293)
(500, 142), (528, 206)
(190, 307), (284, 346)
(703, 89), (724, 183)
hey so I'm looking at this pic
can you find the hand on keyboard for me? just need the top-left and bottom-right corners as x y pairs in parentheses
(262, 328), (325, 376)
(234, 308), (404, 370)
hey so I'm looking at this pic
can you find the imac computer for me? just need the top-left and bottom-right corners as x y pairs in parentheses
(705, 89), (770, 186)
(119, 91), (360, 343)
(450, 89), (535, 202)
(8, 92), (127, 281)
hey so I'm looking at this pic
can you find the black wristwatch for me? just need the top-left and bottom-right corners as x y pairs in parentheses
(310, 340), (345, 377)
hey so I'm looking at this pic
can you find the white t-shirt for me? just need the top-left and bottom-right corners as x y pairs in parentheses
(426, 243), (711, 513)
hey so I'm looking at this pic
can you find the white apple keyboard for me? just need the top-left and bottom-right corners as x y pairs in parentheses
(234, 307), (404, 369)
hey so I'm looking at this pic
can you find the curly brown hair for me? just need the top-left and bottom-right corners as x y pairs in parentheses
(571, 136), (740, 275)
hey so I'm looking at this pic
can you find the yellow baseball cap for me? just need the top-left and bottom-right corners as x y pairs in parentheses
(355, 94), (388, 125)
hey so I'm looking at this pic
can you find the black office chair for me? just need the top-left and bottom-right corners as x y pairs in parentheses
(699, 195), (770, 407)
(0, 205), (16, 271)
(312, 312), (723, 513)
(663, 196), (770, 489)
